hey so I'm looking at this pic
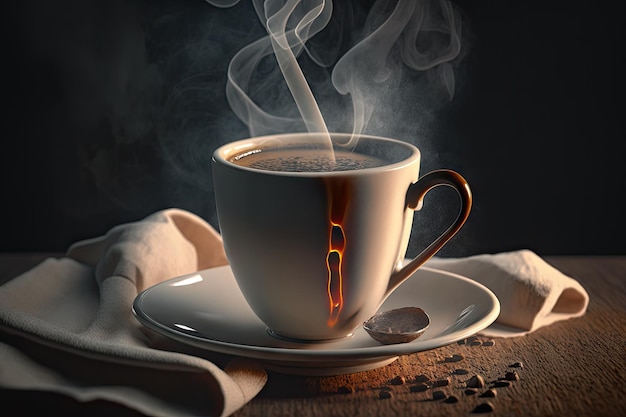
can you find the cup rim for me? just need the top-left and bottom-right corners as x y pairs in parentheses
(212, 132), (420, 176)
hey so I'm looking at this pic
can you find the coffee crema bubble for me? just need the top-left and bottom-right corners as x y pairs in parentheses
(230, 148), (388, 172)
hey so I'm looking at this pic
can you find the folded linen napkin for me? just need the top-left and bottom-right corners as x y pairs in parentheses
(0, 209), (590, 415)
(427, 250), (590, 337)
(0, 208), (267, 417)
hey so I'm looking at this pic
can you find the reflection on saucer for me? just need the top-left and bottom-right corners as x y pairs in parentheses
(133, 265), (499, 376)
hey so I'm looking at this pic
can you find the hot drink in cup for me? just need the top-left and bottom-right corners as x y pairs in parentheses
(231, 147), (388, 172)
(212, 132), (471, 341)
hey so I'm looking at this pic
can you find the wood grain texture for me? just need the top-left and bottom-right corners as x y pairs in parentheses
(233, 257), (626, 417)
(1, 255), (625, 416)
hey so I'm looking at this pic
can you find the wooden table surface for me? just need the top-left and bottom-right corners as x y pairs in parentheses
(1, 254), (625, 416)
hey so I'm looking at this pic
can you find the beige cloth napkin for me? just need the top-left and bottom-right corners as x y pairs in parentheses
(0, 208), (267, 417)
(0, 209), (590, 415)
(427, 250), (590, 337)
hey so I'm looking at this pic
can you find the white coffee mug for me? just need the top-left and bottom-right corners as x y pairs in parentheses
(212, 132), (471, 341)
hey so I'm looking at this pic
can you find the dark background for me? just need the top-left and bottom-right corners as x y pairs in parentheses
(2, 0), (625, 257)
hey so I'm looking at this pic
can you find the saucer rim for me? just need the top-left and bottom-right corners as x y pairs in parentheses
(132, 265), (500, 363)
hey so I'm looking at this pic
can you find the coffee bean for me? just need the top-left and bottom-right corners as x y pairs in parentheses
(445, 395), (460, 403)
(433, 377), (450, 387)
(482, 339), (495, 346)
(410, 383), (429, 393)
(445, 354), (465, 363)
(493, 380), (511, 388)
(480, 389), (497, 398)
(453, 369), (469, 375)
(390, 376), (406, 385)
(505, 371), (520, 381)
(337, 385), (354, 394)
(510, 361), (524, 369)
(414, 374), (430, 383)
(467, 374), (485, 388)
(379, 391), (392, 399)
(457, 339), (466, 345)
(432, 390), (447, 400)
(465, 388), (478, 395)
(467, 336), (481, 346)
(472, 402), (495, 413)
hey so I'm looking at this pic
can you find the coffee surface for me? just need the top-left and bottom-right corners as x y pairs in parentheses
(230, 148), (388, 172)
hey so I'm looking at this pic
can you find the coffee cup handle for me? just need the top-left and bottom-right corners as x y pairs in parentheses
(386, 169), (472, 295)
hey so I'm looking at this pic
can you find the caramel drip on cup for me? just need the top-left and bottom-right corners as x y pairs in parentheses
(326, 179), (350, 327)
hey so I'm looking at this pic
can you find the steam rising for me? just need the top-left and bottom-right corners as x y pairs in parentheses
(36, 0), (465, 238)
(226, 0), (333, 147)
(209, 0), (463, 149)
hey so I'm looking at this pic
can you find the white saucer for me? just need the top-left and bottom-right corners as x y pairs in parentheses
(133, 265), (500, 375)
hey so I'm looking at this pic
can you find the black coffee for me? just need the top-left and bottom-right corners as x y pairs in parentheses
(230, 148), (388, 172)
